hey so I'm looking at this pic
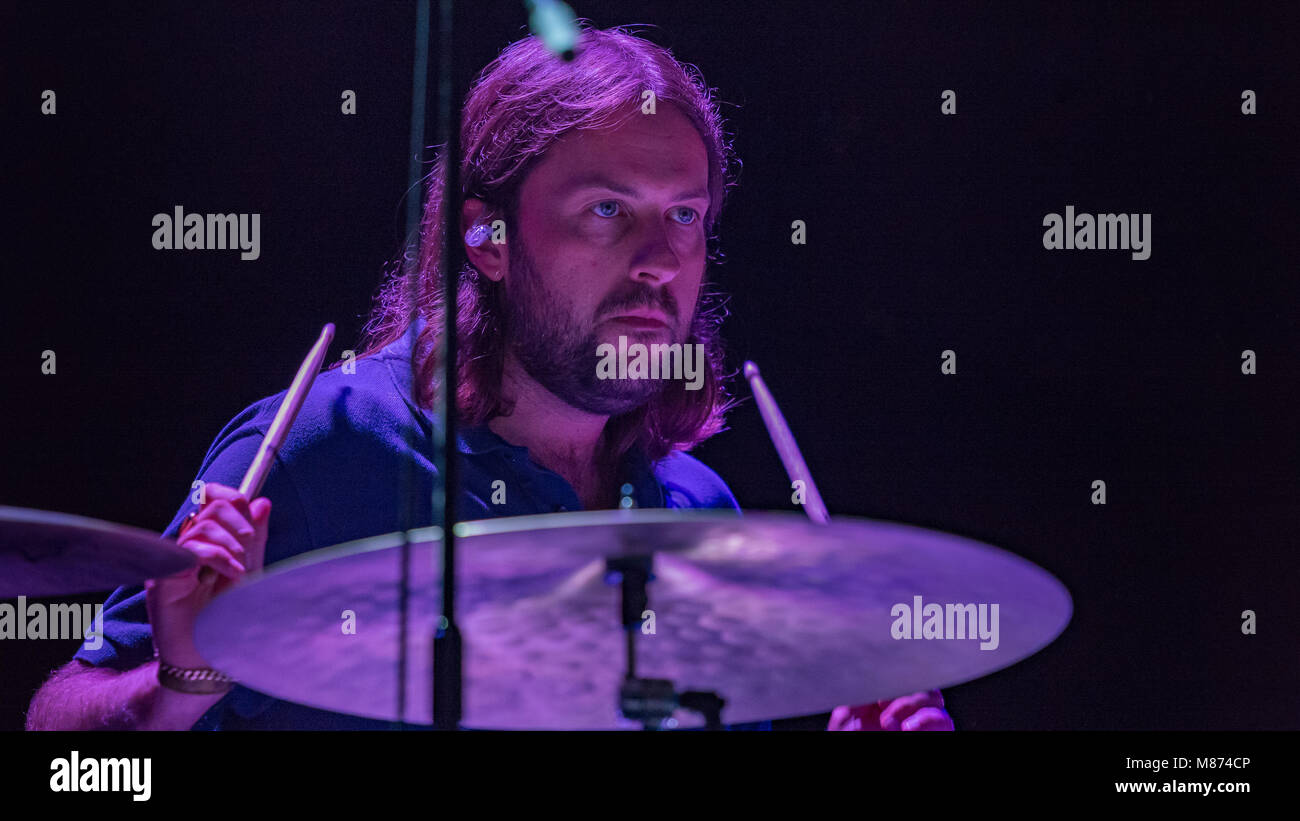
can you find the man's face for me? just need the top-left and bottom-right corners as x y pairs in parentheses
(500, 103), (711, 415)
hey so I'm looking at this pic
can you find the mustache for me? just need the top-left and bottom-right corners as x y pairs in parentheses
(599, 287), (679, 323)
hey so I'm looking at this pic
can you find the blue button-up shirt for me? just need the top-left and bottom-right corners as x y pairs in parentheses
(73, 328), (757, 729)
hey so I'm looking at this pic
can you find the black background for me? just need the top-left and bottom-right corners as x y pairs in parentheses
(3, 0), (1297, 731)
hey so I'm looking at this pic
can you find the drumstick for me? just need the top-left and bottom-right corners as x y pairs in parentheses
(238, 323), (335, 499)
(743, 361), (830, 524)
(187, 323), (335, 581)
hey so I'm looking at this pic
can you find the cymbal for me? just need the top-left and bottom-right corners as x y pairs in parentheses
(0, 506), (195, 597)
(195, 510), (1072, 729)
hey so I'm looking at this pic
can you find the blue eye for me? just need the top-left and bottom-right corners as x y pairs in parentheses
(672, 207), (698, 225)
(592, 201), (621, 218)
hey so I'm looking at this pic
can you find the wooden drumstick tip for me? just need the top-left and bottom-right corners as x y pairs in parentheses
(743, 360), (759, 380)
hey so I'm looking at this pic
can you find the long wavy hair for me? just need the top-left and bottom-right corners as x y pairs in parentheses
(353, 22), (739, 463)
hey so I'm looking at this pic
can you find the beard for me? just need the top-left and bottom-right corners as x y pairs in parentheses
(500, 237), (686, 416)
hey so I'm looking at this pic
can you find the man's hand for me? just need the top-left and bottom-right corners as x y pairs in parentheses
(828, 690), (953, 731)
(145, 483), (271, 669)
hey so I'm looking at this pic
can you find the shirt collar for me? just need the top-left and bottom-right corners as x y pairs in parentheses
(377, 322), (662, 499)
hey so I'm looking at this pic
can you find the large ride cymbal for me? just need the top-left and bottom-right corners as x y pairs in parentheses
(0, 506), (195, 597)
(195, 510), (1072, 729)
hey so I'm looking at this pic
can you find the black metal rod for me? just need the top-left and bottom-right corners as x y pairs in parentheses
(432, 0), (463, 731)
(396, 0), (433, 730)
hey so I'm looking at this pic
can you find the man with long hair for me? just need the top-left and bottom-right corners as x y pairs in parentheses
(28, 23), (950, 732)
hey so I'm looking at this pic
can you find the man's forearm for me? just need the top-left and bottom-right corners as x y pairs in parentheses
(27, 660), (227, 731)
